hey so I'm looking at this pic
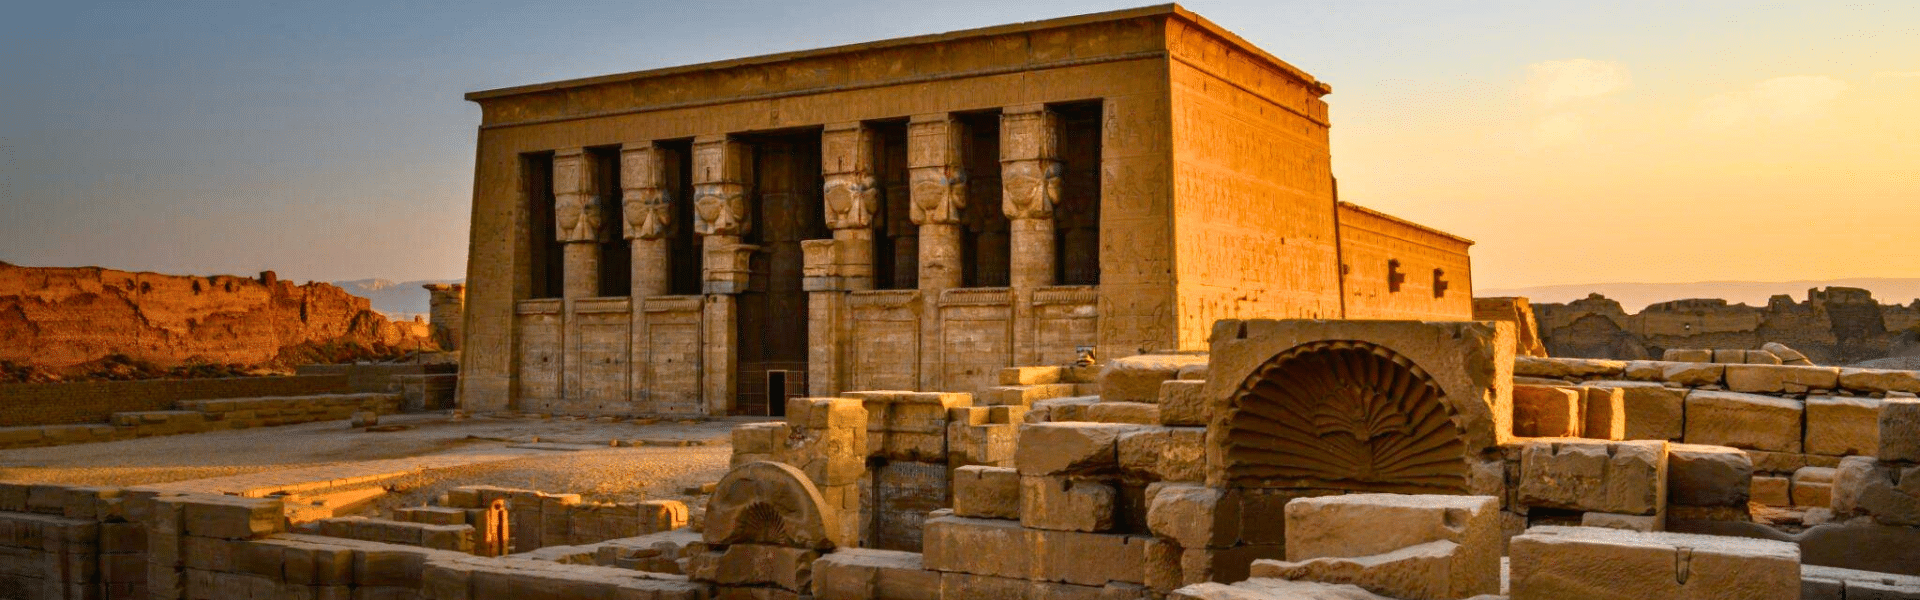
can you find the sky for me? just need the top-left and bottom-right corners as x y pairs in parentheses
(1, 1), (1916, 290)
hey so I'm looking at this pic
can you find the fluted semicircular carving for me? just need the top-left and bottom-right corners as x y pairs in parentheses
(1223, 340), (1468, 493)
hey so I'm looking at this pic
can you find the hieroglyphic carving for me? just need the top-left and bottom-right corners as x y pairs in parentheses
(552, 148), (606, 243)
(999, 106), (1062, 220)
(693, 137), (752, 237)
(704, 461), (838, 550)
(1221, 340), (1468, 492)
(907, 115), (968, 225)
(621, 144), (674, 241)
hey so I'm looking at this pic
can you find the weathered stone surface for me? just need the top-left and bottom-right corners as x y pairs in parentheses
(1883, 398), (1920, 462)
(1277, 493), (1499, 600)
(704, 461), (837, 550)
(1086, 402), (1160, 425)
(1514, 356), (1627, 380)
(1002, 367), (1066, 386)
(1580, 386), (1624, 441)
(1588, 381), (1685, 441)
(1663, 349), (1713, 363)
(692, 543), (820, 591)
(812, 548), (939, 600)
(1101, 354), (1209, 403)
(1838, 368), (1920, 394)
(1792, 467), (1835, 508)
(1725, 364), (1841, 394)
(1015, 422), (1143, 476)
(1512, 385), (1580, 438)
(1508, 526), (1799, 600)
(1020, 476), (1116, 532)
(1666, 443), (1753, 507)
(1250, 541), (1472, 600)
(952, 466), (1020, 520)
(183, 496), (285, 540)
(1158, 380), (1210, 427)
(1804, 396), (1880, 457)
(1170, 579), (1396, 600)
(922, 514), (1032, 580)
(1517, 439), (1666, 515)
(1118, 426), (1206, 482)
(1662, 362), (1726, 387)
(1748, 475), (1789, 506)
(1684, 390), (1803, 453)
(1832, 456), (1920, 526)
(1579, 512), (1661, 532)
(1147, 484), (1240, 550)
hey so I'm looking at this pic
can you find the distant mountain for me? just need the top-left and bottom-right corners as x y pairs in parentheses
(1480, 278), (1920, 312)
(333, 278), (462, 319)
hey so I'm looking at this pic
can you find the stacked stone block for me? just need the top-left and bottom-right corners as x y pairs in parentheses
(1830, 399), (1920, 528)
(1508, 526), (1800, 600)
(312, 516), (476, 553)
(437, 485), (688, 554)
(1508, 438), (1668, 532)
(0, 393), (404, 450)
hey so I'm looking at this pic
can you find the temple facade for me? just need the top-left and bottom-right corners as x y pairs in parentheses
(456, 5), (1474, 416)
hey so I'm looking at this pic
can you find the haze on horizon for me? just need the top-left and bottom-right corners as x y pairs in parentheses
(2, 1), (1915, 291)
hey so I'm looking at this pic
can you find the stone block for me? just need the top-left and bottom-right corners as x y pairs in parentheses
(1030, 528), (1150, 586)
(1508, 526), (1799, 600)
(1515, 356), (1628, 380)
(1157, 380), (1209, 426)
(1662, 362), (1726, 387)
(1684, 390), (1803, 453)
(1751, 475), (1790, 506)
(1792, 467), (1835, 508)
(812, 548), (938, 600)
(1027, 397), (1099, 423)
(1170, 579), (1398, 600)
(922, 515), (1032, 579)
(1146, 484), (1239, 549)
(1015, 422), (1144, 476)
(1086, 402), (1159, 425)
(981, 385), (1078, 407)
(1714, 349), (1749, 364)
(1517, 439), (1666, 516)
(1589, 381), (1685, 441)
(1021, 476), (1115, 532)
(1277, 493), (1499, 600)
(1580, 512), (1662, 532)
(730, 422), (784, 455)
(1883, 398), (1920, 462)
(694, 543), (819, 592)
(1667, 443), (1753, 507)
(1003, 367), (1066, 386)
(953, 466), (1020, 520)
(1804, 396), (1880, 457)
(1663, 349), (1712, 363)
(1725, 364), (1840, 394)
(1101, 354), (1209, 403)
(1249, 541), (1475, 600)
(1580, 386), (1625, 441)
(1832, 456), (1920, 526)
(1839, 368), (1920, 395)
(1746, 350), (1785, 365)
(1513, 385), (1581, 438)
(1117, 426), (1206, 483)
(183, 496), (284, 540)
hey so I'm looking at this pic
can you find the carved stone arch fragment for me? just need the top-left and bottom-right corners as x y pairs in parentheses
(1222, 339), (1469, 493)
(703, 461), (838, 550)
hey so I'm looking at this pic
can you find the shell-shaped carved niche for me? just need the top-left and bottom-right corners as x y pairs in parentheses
(1223, 340), (1469, 493)
(703, 461), (837, 550)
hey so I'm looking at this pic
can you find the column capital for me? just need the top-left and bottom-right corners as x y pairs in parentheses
(908, 115), (968, 225)
(822, 123), (878, 230)
(552, 147), (607, 243)
(620, 144), (672, 241)
(692, 136), (752, 237)
(1000, 108), (1063, 220)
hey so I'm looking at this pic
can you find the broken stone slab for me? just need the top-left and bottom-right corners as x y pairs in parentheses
(1799, 564), (1920, 600)
(1517, 438), (1667, 516)
(1025, 396), (1100, 424)
(1171, 579), (1397, 600)
(1250, 540), (1479, 600)
(1086, 401), (1160, 425)
(1761, 342), (1813, 366)
(1158, 379), (1209, 427)
(1514, 356), (1628, 380)
(1792, 467), (1836, 508)
(1684, 390), (1804, 453)
(1282, 493), (1500, 599)
(1580, 512), (1662, 532)
(1101, 354), (1210, 403)
(1512, 385), (1581, 438)
(1508, 526), (1800, 600)
(1118, 426), (1206, 483)
(1014, 422), (1145, 476)
(1147, 483), (1241, 550)
(1667, 443), (1753, 507)
(1725, 364), (1841, 394)
(952, 466), (1019, 520)
(811, 548), (939, 600)
(1838, 368), (1920, 395)
(1832, 456), (1920, 526)
(1803, 396), (1881, 457)
(1663, 349), (1713, 363)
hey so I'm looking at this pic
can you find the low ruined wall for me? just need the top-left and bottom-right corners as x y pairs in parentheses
(1530, 288), (1920, 364)
(0, 393), (400, 450)
(0, 374), (348, 427)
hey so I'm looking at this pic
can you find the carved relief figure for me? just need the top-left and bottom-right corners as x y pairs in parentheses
(554, 193), (605, 243)
(1001, 159), (1063, 219)
(694, 183), (749, 236)
(822, 172), (879, 230)
(704, 461), (838, 550)
(909, 166), (969, 224)
(624, 188), (674, 240)
(1220, 339), (1468, 492)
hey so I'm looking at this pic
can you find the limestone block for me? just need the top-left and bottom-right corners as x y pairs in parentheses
(1667, 443), (1753, 507)
(812, 548), (938, 600)
(1158, 380), (1209, 426)
(1762, 342), (1811, 366)
(1283, 494), (1499, 569)
(1003, 367), (1066, 386)
(938, 572), (1032, 599)
(1589, 381), (1685, 441)
(1146, 484), (1239, 549)
(1883, 398), (1920, 462)
(982, 385), (1079, 407)
(1838, 368), (1920, 395)
(1087, 402), (1160, 425)
(1514, 356), (1627, 379)
(1746, 350), (1785, 365)
(1027, 397), (1100, 423)
(1663, 349), (1713, 363)
(1512, 385), (1581, 438)
(1803, 396), (1880, 457)
(1832, 456), (1920, 526)
(183, 496), (285, 540)
(1580, 386), (1625, 441)
(1579, 512), (1661, 532)
(1249, 540), (1477, 600)
(1684, 390), (1803, 453)
(1171, 579), (1397, 600)
(1031, 527), (1151, 586)
(1118, 426), (1206, 482)
(1516, 439), (1666, 516)
(1792, 467), (1835, 507)
(922, 515), (1033, 579)
(1714, 349), (1749, 364)
(1015, 422), (1145, 476)
(1511, 526), (1798, 600)
(1662, 362), (1726, 387)
(1143, 538), (1184, 593)
(948, 422), (1018, 467)
(1021, 476), (1115, 532)
(953, 466), (1020, 520)
(1101, 354), (1209, 403)
(1725, 364), (1840, 394)
(731, 422), (785, 455)
(1800, 565), (1920, 600)
(1751, 476), (1790, 506)
(695, 543), (819, 592)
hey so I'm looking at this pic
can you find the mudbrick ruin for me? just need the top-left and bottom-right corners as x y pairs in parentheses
(3, 5), (1918, 600)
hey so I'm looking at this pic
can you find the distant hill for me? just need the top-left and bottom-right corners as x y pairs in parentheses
(1479, 278), (1920, 312)
(332, 278), (462, 319)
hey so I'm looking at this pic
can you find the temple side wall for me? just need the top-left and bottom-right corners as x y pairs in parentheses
(1336, 202), (1475, 321)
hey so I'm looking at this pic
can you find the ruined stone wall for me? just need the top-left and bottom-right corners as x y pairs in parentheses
(1335, 202), (1474, 321)
(0, 263), (432, 370)
(1533, 288), (1920, 364)
(1167, 19), (1342, 351)
(0, 374), (347, 427)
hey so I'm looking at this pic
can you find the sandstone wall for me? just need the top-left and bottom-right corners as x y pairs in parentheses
(1336, 202), (1474, 320)
(0, 374), (348, 427)
(1532, 287), (1920, 364)
(0, 262), (435, 371)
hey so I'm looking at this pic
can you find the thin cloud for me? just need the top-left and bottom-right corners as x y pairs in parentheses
(1874, 71), (1920, 79)
(1691, 76), (1849, 130)
(1525, 59), (1631, 105)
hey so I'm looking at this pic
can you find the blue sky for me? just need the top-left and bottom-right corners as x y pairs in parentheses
(3, 1), (1916, 288)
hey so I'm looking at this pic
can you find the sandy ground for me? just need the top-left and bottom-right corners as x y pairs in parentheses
(0, 413), (760, 509)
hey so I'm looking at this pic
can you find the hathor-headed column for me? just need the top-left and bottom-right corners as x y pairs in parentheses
(621, 143), (673, 298)
(821, 122), (878, 291)
(553, 147), (606, 298)
(1001, 105), (1061, 290)
(908, 114), (969, 290)
(692, 135), (752, 415)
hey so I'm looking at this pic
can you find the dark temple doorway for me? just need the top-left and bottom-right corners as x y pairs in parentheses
(735, 128), (826, 416)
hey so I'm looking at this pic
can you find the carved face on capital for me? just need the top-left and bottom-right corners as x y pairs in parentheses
(1000, 159), (1063, 219)
(554, 193), (604, 243)
(822, 172), (878, 230)
(623, 188), (674, 240)
(693, 183), (748, 236)
(909, 167), (968, 225)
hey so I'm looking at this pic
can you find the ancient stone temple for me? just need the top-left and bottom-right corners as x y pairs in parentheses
(456, 5), (1475, 416)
